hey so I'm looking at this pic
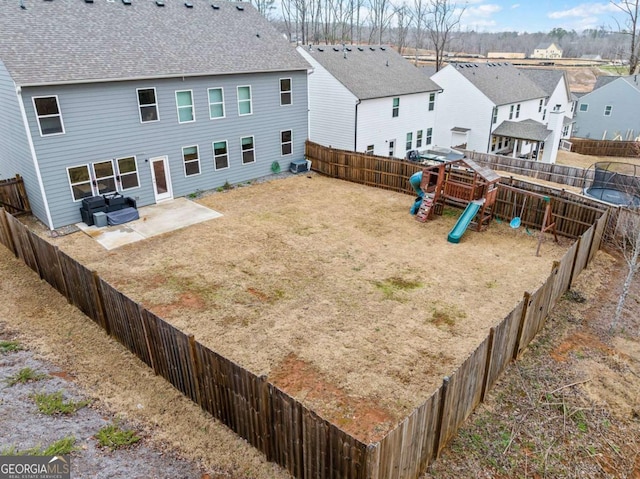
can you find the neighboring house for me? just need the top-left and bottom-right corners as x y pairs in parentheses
(0, 0), (309, 229)
(297, 45), (442, 159)
(580, 54), (603, 61)
(519, 68), (576, 138)
(430, 62), (563, 162)
(573, 75), (640, 141)
(531, 43), (563, 60)
(487, 52), (526, 59)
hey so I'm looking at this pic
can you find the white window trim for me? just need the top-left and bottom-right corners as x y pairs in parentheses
(115, 156), (140, 191)
(279, 78), (292, 106)
(175, 89), (195, 124)
(136, 87), (160, 123)
(237, 85), (253, 116)
(392, 97), (399, 117)
(406, 132), (413, 151)
(212, 139), (230, 171)
(426, 128), (433, 145)
(280, 129), (293, 156)
(416, 130), (423, 148)
(32, 95), (65, 137)
(66, 164), (94, 202)
(240, 135), (256, 165)
(182, 145), (201, 177)
(91, 159), (118, 196)
(428, 93), (435, 111)
(604, 105), (613, 116)
(208, 87), (226, 120)
(579, 103), (589, 112)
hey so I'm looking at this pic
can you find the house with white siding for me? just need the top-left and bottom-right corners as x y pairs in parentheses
(430, 62), (563, 163)
(297, 45), (442, 159)
(0, 0), (309, 229)
(531, 43), (563, 60)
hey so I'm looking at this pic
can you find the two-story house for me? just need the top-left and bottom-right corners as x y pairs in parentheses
(0, 0), (310, 229)
(531, 43), (563, 60)
(430, 62), (565, 162)
(297, 45), (442, 159)
(519, 68), (576, 138)
(573, 75), (640, 141)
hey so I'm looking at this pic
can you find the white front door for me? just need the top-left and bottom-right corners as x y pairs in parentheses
(150, 156), (173, 202)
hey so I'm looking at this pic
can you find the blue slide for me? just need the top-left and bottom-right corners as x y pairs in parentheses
(447, 201), (482, 244)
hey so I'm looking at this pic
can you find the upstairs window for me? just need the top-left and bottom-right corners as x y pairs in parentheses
(428, 93), (435, 111)
(392, 97), (399, 117)
(492, 107), (498, 124)
(208, 88), (225, 119)
(515, 104), (521, 119)
(238, 86), (252, 115)
(579, 103), (588, 112)
(241, 136), (255, 164)
(538, 99), (544, 113)
(176, 90), (195, 123)
(509, 105), (514, 120)
(604, 105), (613, 116)
(280, 78), (292, 106)
(33, 96), (64, 136)
(137, 88), (159, 122)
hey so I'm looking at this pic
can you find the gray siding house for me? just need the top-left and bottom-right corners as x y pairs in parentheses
(0, 0), (309, 229)
(573, 75), (640, 141)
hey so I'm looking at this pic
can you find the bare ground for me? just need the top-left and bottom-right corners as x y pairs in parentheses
(42, 174), (569, 442)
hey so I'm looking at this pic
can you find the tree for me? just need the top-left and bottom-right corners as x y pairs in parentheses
(611, 0), (640, 74)
(251, 0), (276, 18)
(426, 0), (465, 72)
(610, 208), (640, 332)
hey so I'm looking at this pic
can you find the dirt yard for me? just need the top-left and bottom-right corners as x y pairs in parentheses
(44, 174), (569, 442)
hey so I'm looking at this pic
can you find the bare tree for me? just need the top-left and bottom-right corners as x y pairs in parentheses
(412, 0), (427, 64)
(251, 0), (276, 18)
(611, 0), (640, 74)
(394, 3), (414, 53)
(368, 0), (393, 44)
(426, 0), (465, 71)
(610, 208), (640, 332)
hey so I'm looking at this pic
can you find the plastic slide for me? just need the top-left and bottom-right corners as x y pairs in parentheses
(409, 171), (424, 215)
(447, 201), (482, 244)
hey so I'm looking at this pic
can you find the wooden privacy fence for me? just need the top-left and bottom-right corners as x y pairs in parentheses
(570, 138), (640, 157)
(306, 141), (608, 239)
(0, 184), (609, 479)
(0, 175), (30, 215)
(461, 150), (592, 188)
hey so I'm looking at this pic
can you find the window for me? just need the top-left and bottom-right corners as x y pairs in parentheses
(426, 128), (433, 145)
(33, 96), (64, 135)
(515, 104), (521, 119)
(392, 97), (399, 117)
(208, 88), (225, 119)
(67, 165), (93, 201)
(579, 103), (588, 112)
(542, 109), (547, 121)
(428, 93), (435, 111)
(416, 130), (423, 148)
(116, 156), (140, 190)
(604, 105), (613, 116)
(92, 160), (117, 195)
(176, 90), (195, 123)
(241, 136), (255, 164)
(182, 146), (200, 176)
(406, 132), (413, 151)
(388, 139), (395, 157)
(137, 88), (159, 122)
(365, 145), (374, 155)
(237, 86), (252, 115)
(280, 130), (293, 156)
(509, 105), (514, 120)
(280, 78), (292, 106)
(538, 99), (544, 113)
(492, 108), (498, 124)
(562, 124), (570, 137)
(213, 140), (229, 170)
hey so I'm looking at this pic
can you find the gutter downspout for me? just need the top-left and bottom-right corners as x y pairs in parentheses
(16, 85), (54, 230)
(486, 105), (497, 153)
(354, 99), (361, 152)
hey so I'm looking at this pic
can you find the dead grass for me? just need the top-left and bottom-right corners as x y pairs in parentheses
(48, 174), (569, 440)
(556, 150), (640, 170)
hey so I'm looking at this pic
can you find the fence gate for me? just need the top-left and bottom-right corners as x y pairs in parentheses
(0, 175), (30, 215)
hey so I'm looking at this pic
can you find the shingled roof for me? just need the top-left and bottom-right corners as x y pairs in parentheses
(0, 0), (309, 86)
(302, 45), (441, 100)
(519, 68), (568, 97)
(492, 119), (551, 142)
(451, 62), (547, 106)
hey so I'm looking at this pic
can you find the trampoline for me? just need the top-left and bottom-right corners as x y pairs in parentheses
(583, 161), (640, 207)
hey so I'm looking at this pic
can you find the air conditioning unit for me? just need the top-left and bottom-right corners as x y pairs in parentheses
(289, 159), (309, 174)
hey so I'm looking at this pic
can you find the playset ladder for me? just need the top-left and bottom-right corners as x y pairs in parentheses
(415, 196), (434, 222)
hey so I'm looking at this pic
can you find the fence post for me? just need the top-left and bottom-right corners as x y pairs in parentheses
(140, 308), (157, 375)
(480, 327), (495, 402)
(187, 334), (203, 407)
(434, 376), (450, 459)
(568, 236), (582, 287)
(26, 231), (43, 280)
(91, 271), (109, 334)
(0, 209), (17, 257)
(512, 292), (530, 360)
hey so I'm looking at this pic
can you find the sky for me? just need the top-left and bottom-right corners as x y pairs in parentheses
(458, 0), (629, 33)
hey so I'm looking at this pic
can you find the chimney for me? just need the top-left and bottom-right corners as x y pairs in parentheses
(541, 105), (565, 164)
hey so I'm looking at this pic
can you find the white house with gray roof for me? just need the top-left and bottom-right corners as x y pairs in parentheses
(574, 75), (640, 141)
(297, 45), (442, 159)
(430, 62), (563, 163)
(0, 0), (309, 229)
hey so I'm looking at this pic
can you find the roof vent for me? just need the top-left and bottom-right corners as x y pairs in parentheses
(185, 1), (193, 7)
(317, 47), (324, 52)
(369, 47), (375, 51)
(346, 47), (352, 52)
(333, 47), (340, 52)
(211, 3), (219, 8)
(236, 5), (244, 10)
(122, 0), (131, 5)
(155, 0), (164, 5)
(357, 47), (364, 51)
(380, 46), (386, 51)
(84, 0), (94, 3)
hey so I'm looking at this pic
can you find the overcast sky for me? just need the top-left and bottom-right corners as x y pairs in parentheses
(456, 1), (629, 33)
